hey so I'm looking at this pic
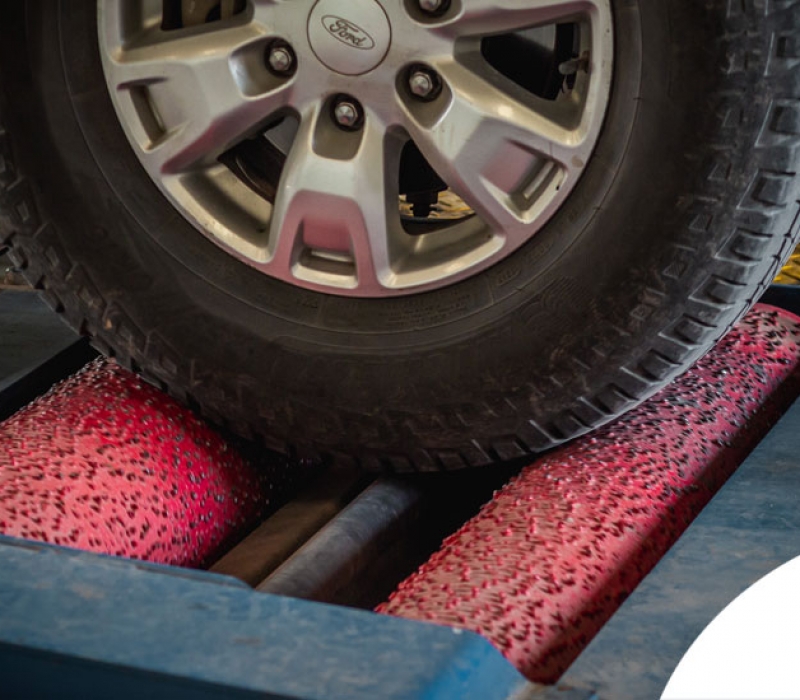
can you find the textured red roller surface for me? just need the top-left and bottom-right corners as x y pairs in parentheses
(0, 360), (292, 567)
(379, 305), (800, 683)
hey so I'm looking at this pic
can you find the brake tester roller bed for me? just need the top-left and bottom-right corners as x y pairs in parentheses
(3, 295), (800, 699)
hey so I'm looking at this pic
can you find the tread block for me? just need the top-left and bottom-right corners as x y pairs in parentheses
(459, 442), (494, 469)
(771, 102), (800, 135)
(551, 412), (590, 439)
(700, 276), (746, 304)
(434, 450), (469, 471)
(728, 229), (773, 260)
(64, 265), (106, 317)
(517, 422), (556, 452)
(569, 399), (610, 428)
(777, 33), (800, 60)
(491, 439), (528, 462)
(594, 386), (636, 415)
(637, 351), (679, 382)
(673, 316), (716, 345)
(750, 172), (794, 207)
(4, 179), (40, 231)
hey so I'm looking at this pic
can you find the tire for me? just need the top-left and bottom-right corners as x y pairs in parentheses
(0, 1), (799, 471)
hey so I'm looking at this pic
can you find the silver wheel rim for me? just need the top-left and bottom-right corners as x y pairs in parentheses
(99, 0), (613, 298)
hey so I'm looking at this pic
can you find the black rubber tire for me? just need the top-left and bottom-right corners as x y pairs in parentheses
(1, 1), (799, 471)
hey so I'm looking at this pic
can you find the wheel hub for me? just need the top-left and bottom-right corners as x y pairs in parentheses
(307, 0), (392, 76)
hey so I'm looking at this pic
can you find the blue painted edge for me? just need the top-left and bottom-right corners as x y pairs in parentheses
(559, 397), (800, 699)
(0, 536), (529, 700)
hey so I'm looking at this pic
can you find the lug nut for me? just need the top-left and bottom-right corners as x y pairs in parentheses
(266, 42), (296, 76)
(408, 68), (442, 101)
(333, 97), (364, 130)
(418, 0), (450, 15)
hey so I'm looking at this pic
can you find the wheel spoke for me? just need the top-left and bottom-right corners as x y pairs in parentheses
(268, 107), (404, 292)
(438, 0), (601, 38)
(407, 60), (586, 232)
(99, 0), (612, 296)
(104, 24), (290, 175)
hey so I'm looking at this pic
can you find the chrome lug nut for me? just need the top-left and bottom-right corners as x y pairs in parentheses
(410, 71), (434, 98)
(408, 68), (442, 101)
(266, 42), (296, 76)
(333, 97), (364, 130)
(418, 0), (449, 15)
(269, 47), (293, 73)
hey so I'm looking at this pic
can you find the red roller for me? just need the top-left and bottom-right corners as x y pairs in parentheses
(0, 359), (290, 567)
(378, 305), (800, 683)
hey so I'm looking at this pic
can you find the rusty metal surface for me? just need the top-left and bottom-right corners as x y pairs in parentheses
(258, 478), (425, 604)
(210, 465), (369, 586)
(379, 304), (800, 683)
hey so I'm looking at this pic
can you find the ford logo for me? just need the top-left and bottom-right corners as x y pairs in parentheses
(322, 15), (376, 50)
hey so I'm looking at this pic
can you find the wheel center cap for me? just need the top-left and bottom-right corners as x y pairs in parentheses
(307, 0), (392, 76)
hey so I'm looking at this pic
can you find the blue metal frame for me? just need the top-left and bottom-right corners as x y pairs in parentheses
(0, 536), (531, 700)
(560, 397), (800, 699)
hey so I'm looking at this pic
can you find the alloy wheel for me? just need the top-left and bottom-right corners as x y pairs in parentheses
(99, 0), (613, 296)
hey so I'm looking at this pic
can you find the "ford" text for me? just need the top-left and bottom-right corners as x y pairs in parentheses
(322, 16), (376, 50)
